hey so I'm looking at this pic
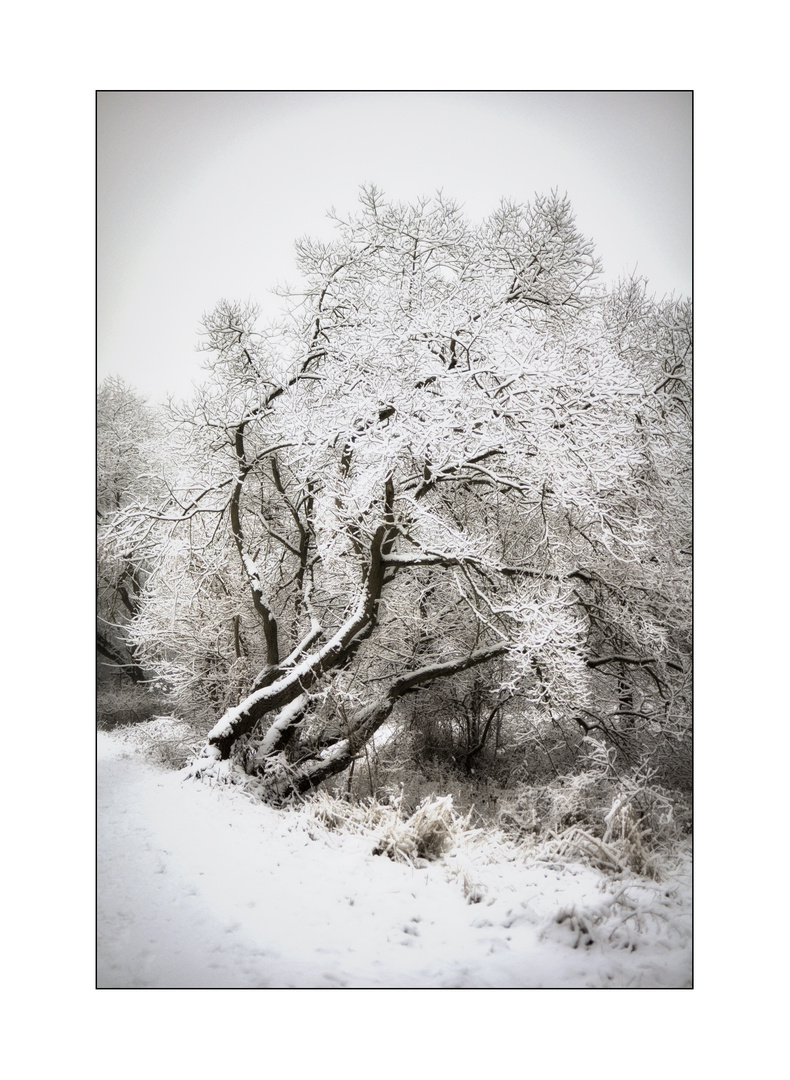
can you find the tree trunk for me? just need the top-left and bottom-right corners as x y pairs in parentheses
(96, 631), (145, 684)
(253, 644), (510, 800)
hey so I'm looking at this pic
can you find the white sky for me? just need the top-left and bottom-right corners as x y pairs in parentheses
(98, 91), (691, 405)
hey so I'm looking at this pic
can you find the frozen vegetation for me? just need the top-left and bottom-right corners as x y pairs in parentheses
(97, 728), (691, 989)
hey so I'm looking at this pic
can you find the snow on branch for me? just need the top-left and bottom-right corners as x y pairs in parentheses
(585, 655), (658, 669)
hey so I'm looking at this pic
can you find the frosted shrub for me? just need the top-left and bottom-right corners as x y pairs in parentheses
(302, 790), (464, 865)
(404, 795), (458, 860)
(497, 739), (689, 877)
(544, 766), (685, 878)
(498, 770), (610, 841)
(370, 795), (460, 863)
(305, 790), (362, 831)
(96, 684), (171, 731)
(113, 715), (208, 769)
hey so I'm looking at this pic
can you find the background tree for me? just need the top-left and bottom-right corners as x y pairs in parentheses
(97, 377), (165, 685)
(112, 188), (691, 801)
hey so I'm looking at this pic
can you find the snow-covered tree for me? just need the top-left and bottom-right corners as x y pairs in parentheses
(115, 189), (691, 798)
(97, 377), (167, 684)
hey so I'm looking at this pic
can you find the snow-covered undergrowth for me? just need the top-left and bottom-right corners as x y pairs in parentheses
(104, 713), (206, 768)
(98, 727), (692, 989)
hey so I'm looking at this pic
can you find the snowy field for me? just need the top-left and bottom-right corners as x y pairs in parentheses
(97, 731), (692, 989)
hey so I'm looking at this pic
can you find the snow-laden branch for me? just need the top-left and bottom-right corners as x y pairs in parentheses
(255, 693), (310, 760)
(585, 654), (659, 669)
(381, 550), (548, 579)
(247, 618), (324, 695)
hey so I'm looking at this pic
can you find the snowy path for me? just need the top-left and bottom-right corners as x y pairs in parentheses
(97, 733), (691, 988)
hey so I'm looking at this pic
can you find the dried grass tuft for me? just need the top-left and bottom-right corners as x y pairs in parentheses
(302, 789), (466, 865)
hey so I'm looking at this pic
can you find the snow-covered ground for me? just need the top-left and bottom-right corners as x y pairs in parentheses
(97, 731), (691, 989)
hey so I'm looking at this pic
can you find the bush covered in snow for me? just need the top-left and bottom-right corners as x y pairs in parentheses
(96, 683), (173, 732)
(496, 745), (690, 877)
(103, 712), (210, 769)
(301, 789), (465, 865)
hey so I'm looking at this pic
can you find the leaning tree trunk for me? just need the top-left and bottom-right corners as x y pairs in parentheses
(194, 519), (394, 764)
(249, 644), (511, 801)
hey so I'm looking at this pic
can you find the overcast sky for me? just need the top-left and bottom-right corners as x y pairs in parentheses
(98, 91), (691, 405)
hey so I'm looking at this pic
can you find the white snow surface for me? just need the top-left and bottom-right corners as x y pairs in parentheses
(97, 731), (692, 989)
